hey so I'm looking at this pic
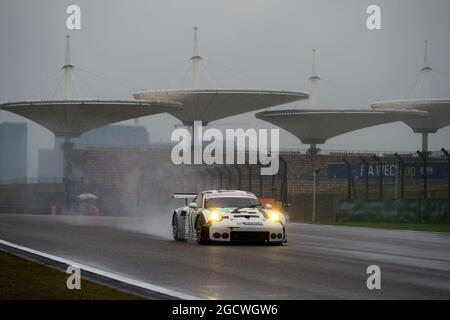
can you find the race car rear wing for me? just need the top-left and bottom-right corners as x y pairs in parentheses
(172, 193), (198, 205)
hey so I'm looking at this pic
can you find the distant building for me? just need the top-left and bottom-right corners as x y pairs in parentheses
(38, 124), (150, 178)
(38, 147), (63, 179)
(0, 122), (27, 180)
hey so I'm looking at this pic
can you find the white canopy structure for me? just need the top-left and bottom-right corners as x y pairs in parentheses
(256, 109), (427, 153)
(370, 41), (450, 152)
(1, 100), (182, 138)
(0, 36), (183, 138)
(371, 99), (450, 134)
(255, 49), (428, 154)
(134, 28), (308, 125)
(0, 35), (183, 209)
(134, 88), (307, 125)
(371, 99), (450, 152)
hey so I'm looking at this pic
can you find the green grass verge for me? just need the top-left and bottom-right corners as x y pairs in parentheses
(0, 250), (142, 300)
(318, 221), (450, 233)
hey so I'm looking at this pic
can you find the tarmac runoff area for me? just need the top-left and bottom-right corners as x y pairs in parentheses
(0, 214), (449, 299)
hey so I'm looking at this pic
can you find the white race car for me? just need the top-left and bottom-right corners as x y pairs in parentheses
(171, 190), (287, 244)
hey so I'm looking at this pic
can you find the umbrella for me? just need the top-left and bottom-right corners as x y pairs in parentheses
(77, 193), (98, 200)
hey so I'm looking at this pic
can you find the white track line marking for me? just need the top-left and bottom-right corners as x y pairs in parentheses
(0, 239), (200, 300)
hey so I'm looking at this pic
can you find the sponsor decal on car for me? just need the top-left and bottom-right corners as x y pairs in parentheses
(242, 222), (264, 226)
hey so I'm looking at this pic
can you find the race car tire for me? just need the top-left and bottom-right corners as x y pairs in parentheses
(195, 215), (208, 244)
(172, 214), (184, 241)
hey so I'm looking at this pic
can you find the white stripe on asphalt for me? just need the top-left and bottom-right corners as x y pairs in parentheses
(0, 239), (200, 300)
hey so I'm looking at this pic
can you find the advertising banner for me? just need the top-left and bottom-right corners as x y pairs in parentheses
(328, 161), (448, 180)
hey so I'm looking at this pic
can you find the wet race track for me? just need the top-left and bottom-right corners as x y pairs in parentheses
(1, 214), (449, 299)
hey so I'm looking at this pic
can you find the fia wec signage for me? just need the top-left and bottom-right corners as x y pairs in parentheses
(328, 161), (449, 180)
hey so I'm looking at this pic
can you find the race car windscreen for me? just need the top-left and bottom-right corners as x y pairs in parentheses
(205, 197), (261, 209)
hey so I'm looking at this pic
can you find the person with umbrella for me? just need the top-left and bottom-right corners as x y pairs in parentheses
(75, 193), (100, 216)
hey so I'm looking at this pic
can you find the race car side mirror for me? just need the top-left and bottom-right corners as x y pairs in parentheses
(265, 204), (272, 210)
(188, 202), (198, 209)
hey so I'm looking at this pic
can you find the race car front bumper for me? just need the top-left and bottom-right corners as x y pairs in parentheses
(206, 220), (286, 244)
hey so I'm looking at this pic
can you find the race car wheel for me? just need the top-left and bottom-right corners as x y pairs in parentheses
(195, 215), (208, 244)
(172, 215), (183, 241)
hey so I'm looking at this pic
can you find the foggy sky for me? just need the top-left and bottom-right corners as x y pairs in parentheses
(1, 0), (450, 178)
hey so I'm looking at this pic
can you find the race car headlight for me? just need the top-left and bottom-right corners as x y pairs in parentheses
(270, 212), (281, 222)
(209, 211), (223, 223)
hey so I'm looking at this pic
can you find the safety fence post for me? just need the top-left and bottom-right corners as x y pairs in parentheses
(373, 155), (383, 199)
(417, 150), (428, 199)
